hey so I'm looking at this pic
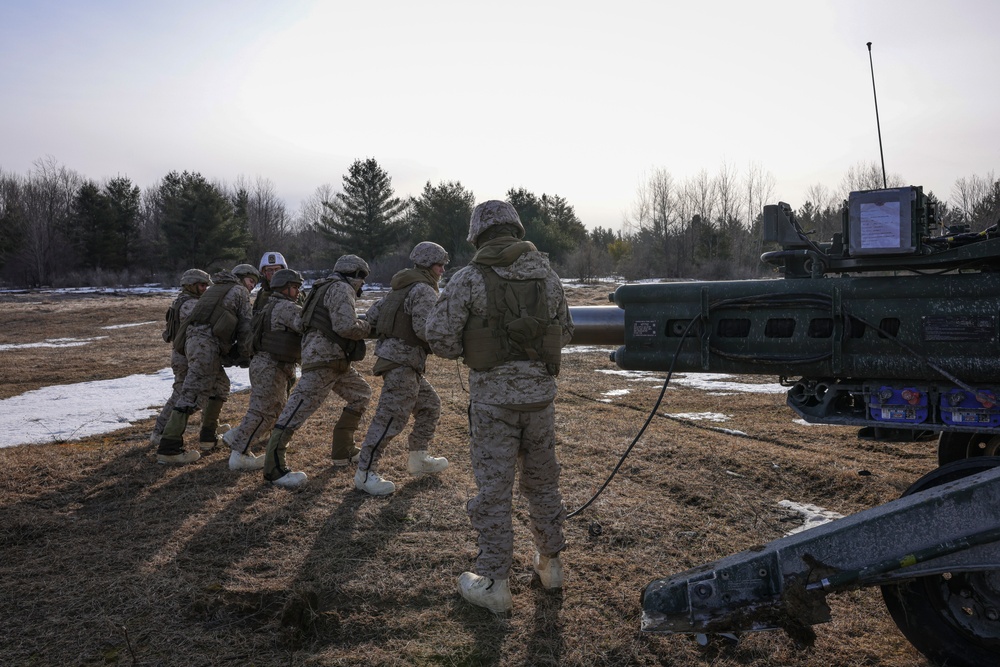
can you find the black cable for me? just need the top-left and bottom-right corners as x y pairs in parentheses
(567, 316), (700, 519)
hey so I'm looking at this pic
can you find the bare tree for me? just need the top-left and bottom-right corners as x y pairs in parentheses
(745, 161), (776, 226)
(16, 157), (82, 285)
(231, 175), (290, 261)
(744, 161), (776, 274)
(295, 183), (337, 230)
(950, 172), (996, 229)
(623, 173), (652, 237)
(839, 161), (905, 196)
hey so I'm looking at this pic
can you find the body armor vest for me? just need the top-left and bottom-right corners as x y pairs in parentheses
(461, 265), (562, 375)
(252, 286), (272, 314)
(376, 282), (431, 352)
(252, 297), (302, 363)
(174, 281), (240, 354)
(301, 276), (366, 361)
(162, 291), (197, 343)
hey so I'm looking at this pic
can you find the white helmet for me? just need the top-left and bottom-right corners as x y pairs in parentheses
(258, 251), (288, 271)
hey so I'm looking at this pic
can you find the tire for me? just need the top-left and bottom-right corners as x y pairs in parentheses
(937, 431), (978, 466)
(881, 457), (1000, 667)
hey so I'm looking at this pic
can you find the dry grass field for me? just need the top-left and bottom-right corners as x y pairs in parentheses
(0, 285), (937, 666)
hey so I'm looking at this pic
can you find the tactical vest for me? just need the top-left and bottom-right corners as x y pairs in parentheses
(252, 297), (302, 364)
(174, 281), (240, 354)
(162, 291), (197, 344)
(376, 283), (431, 352)
(252, 286), (272, 314)
(461, 265), (563, 376)
(301, 276), (366, 361)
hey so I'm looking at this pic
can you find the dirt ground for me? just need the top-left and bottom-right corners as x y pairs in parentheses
(0, 285), (939, 666)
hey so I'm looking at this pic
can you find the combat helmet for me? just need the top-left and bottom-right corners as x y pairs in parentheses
(409, 241), (449, 268)
(233, 264), (261, 282)
(270, 269), (303, 290)
(467, 200), (525, 245)
(258, 251), (288, 271)
(333, 254), (370, 278)
(180, 268), (211, 286)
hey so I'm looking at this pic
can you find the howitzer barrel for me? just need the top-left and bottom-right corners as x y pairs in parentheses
(567, 306), (625, 346)
(610, 274), (1000, 382)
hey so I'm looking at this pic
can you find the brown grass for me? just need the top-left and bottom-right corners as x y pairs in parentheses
(0, 286), (936, 666)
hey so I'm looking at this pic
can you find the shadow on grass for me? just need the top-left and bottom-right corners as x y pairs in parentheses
(526, 585), (564, 666)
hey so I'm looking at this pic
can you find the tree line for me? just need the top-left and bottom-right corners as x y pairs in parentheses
(0, 156), (997, 288)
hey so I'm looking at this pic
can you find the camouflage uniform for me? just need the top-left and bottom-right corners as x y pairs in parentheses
(155, 268), (256, 464)
(227, 290), (302, 455)
(425, 221), (574, 582)
(264, 269), (371, 483)
(175, 271), (254, 413)
(153, 289), (201, 436)
(357, 269), (442, 471)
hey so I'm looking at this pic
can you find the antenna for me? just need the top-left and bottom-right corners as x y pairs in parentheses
(867, 42), (888, 189)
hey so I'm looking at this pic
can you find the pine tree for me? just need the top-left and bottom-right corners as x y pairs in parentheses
(410, 180), (475, 262)
(317, 158), (410, 263)
(158, 171), (247, 271)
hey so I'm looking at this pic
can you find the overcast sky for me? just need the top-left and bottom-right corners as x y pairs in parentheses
(2, 0), (997, 230)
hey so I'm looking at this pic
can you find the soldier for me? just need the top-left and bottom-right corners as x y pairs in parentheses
(425, 200), (574, 613)
(354, 241), (450, 496)
(156, 264), (258, 464)
(253, 250), (289, 314)
(150, 268), (211, 447)
(261, 255), (372, 490)
(224, 269), (304, 471)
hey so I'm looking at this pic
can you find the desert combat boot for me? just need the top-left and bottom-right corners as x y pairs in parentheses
(354, 468), (395, 496)
(457, 573), (512, 614)
(156, 408), (200, 465)
(224, 430), (264, 471)
(407, 450), (449, 476)
(532, 551), (564, 589)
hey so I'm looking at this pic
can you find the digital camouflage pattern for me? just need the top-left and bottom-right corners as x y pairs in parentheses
(425, 244), (574, 581)
(357, 366), (440, 469)
(468, 402), (567, 579)
(358, 275), (442, 470)
(466, 200), (524, 244)
(409, 241), (449, 268)
(425, 251), (573, 406)
(300, 279), (369, 369)
(153, 292), (200, 435)
(175, 271), (254, 412)
(367, 279), (439, 373)
(273, 277), (371, 433)
(227, 292), (302, 454)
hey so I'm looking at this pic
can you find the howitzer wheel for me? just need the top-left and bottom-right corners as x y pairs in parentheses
(881, 457), (1000, 667)
(938, 432), (1000, 465)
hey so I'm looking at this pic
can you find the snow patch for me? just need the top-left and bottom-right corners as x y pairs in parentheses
(101, 321), (158, 330)
(778, 500), (845, 535)
(0, 336), (108, 351)
(0, 367), (251, 448)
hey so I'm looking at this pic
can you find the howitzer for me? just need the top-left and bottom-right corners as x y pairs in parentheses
(569, 186), (1000, 667)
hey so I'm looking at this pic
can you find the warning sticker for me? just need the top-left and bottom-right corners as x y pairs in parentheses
(632, 320), (657, 337)
(922, 316), (996, 342)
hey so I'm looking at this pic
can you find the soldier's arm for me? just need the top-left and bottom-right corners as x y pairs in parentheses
(425, 273), (472, 360)
(275, 300), (303, 334)
(328, 283), (371, 341)
(408, 283), (438, 344)
(365, 295), (385, 332)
